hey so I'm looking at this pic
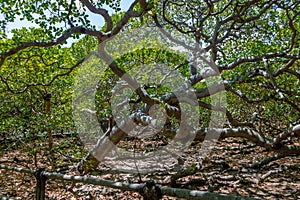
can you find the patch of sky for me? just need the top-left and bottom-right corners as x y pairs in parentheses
(2, 0), (134, 40)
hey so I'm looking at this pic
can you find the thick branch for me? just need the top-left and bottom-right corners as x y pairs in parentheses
(98, 44), (158, 106)
(0, 27), (107, 68)
(80, 0), (113, 32)
(0, 164), (257, 199)
(193, 127), (300, 154)
(111, 0), (142, 36)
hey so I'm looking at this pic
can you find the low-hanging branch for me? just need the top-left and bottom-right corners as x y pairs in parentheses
(0, 164), (259, 200)
(79, 100), (299, 173)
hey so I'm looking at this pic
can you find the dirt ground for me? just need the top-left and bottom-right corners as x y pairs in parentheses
(0, 136), (299, 199)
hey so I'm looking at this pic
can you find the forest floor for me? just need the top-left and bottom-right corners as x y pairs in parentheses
(0, 135), (299, 199)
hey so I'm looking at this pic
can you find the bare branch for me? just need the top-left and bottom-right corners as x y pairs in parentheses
(220, 53), (299, 71)
(273, 59), (297, 76)
(0, 57), (84, 94)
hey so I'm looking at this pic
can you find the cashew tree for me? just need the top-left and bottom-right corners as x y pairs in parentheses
(1, 0), (299, 178)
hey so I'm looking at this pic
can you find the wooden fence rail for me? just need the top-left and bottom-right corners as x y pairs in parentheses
(0, 165), (257, 200)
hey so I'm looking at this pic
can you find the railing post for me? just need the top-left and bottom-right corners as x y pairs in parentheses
(34, 168), (46, 200)
(139, 180), (163, 200)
